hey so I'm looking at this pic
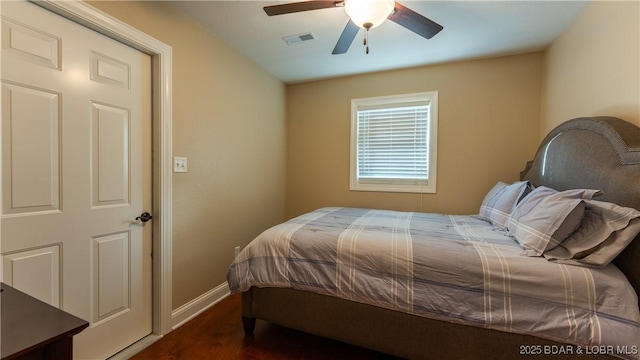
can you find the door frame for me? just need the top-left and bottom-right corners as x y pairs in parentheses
(22, 0), (174, 337)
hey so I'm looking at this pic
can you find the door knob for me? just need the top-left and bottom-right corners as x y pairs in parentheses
(135, 212), (153, 223)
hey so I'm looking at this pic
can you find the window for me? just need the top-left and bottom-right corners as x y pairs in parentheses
(350, 91), (438, 193)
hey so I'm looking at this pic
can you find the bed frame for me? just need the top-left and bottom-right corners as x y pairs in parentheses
(240, 116), (640, 359)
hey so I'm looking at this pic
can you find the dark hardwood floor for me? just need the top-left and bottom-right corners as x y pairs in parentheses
(131, 293), (401, 359)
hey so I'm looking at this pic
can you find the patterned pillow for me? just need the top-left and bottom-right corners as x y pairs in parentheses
(507, 186), (601, 256)
(479, 181), (530, 229)
(544, 200), (640, 267)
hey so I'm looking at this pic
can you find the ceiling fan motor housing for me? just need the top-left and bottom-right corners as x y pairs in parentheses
(344, 0), (395, 29)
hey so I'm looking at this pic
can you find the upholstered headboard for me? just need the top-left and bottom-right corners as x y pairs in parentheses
(520, 116), (640, 299)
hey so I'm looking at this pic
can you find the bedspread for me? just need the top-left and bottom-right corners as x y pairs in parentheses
(227, 207), (640, 359)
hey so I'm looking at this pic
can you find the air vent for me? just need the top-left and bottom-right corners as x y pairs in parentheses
(282, 32), (317, 46)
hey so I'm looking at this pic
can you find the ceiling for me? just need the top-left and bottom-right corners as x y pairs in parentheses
(169, 0), (590, 84)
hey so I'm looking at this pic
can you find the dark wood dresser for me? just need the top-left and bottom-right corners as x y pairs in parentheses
(1, 283), (89, 360)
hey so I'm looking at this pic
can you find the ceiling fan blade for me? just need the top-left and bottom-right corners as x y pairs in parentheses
(388, 2), (443, 39)
(264, 1), (343, 16)
(332, 20), (359, 54)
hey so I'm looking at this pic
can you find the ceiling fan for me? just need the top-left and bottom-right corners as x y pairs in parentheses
(264, 0), (443, 54)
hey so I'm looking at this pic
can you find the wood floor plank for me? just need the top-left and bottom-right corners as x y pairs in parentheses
(131, 293), (401, 359)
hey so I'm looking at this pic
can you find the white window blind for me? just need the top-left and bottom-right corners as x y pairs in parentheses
(350, 91), (438, 193)
(356, 105), (429, 182)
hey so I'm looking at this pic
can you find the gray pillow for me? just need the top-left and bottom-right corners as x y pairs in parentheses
(544, 200), (640, 267)
(507, 186), (601, 256)
(479, 181), (530, 229)
(549, 201), (586, 249)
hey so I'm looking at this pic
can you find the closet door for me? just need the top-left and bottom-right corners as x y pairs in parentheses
(1, 1), (152, 358)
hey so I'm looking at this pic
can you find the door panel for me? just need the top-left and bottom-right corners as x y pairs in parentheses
(91, 102), (130, 207)
(1, 16), (61, 69)
(91, 52), (130, 89)
(92, 231), (130, 323)
(2, 245), (61, 306)
(2, 82), (60, 215)
(1, 1), (152, 358)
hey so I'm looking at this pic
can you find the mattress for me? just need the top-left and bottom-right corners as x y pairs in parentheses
(227, 207), (640, 359)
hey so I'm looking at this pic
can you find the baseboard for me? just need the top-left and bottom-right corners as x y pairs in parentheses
(171, 281), (230, 329)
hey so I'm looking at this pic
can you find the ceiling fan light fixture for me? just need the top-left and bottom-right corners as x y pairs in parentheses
(344, 0), (395, 29)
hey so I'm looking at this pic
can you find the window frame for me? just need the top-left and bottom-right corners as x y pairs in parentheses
(349, 91), (438, 193)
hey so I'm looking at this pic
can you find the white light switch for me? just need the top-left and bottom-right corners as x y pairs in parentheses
(174, 157), (187, 173)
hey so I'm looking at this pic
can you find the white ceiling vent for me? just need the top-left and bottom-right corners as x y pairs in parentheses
(282, 32), (317, 46)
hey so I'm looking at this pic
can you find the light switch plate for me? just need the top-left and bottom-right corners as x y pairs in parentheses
(174, 156), (187, 173)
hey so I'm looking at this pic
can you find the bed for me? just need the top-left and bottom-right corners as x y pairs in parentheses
(227, 116), (640, 359)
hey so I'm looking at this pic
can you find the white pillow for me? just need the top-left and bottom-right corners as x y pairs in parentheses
(507, 186), (601, 256)
(479, 181), (530, 229)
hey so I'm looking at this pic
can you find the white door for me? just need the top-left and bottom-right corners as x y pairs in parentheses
(1, 1), (152, 358)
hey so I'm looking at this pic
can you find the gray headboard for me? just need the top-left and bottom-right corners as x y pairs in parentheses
(520, 116), (640, 299)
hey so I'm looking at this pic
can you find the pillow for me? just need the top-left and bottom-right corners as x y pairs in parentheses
(479, 181), (530, 229)
(517, 181), (535, 204)
(544, 200), (640, 267)
(507, 186), (601, 256)
(550, 202), (586, 246)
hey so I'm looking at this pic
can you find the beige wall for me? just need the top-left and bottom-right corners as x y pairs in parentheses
(286, 53), (542, 218)
(89, 1), (287, 309)
(541, 0), (640, 136)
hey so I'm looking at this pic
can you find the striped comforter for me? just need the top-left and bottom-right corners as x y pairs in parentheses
(227, 207), (640, 359)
